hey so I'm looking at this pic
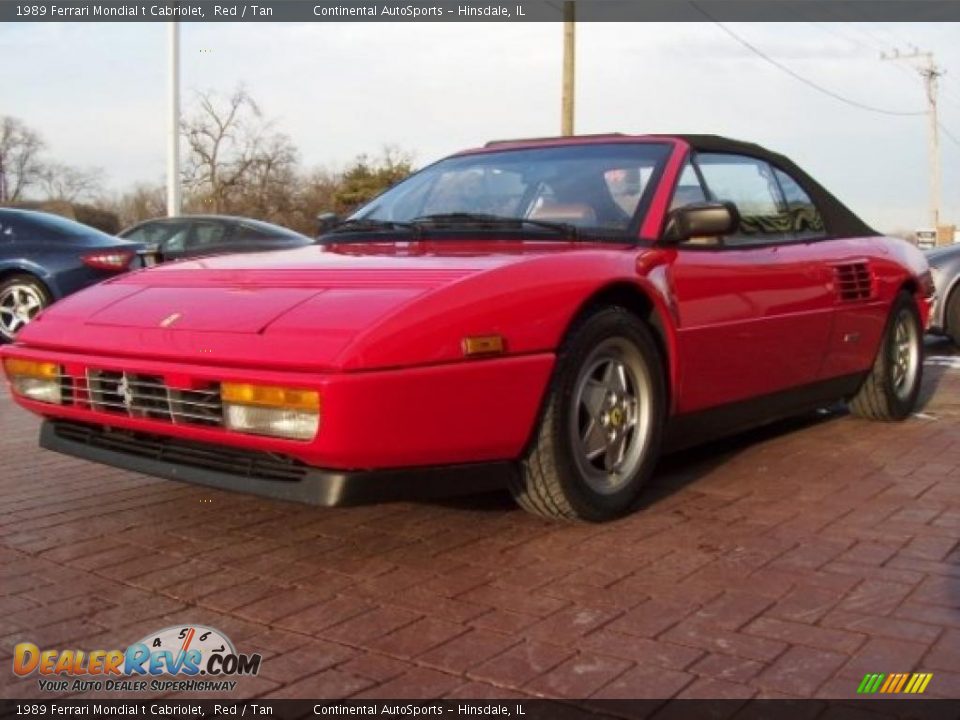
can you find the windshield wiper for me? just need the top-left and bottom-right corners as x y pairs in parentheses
(410, 213), (580, 240)
(323, 218), (420, 235)
(321, 213), (588, 242)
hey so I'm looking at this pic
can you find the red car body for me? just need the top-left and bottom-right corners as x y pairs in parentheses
(1, 135), (932, 513)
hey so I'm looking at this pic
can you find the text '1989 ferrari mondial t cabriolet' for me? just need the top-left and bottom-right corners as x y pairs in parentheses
(1, 135), (933, 521)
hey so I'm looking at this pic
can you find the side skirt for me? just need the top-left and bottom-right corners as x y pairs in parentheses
(663, 372), (867, 453)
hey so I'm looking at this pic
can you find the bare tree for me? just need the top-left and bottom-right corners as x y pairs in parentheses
(181, 87), (299, 218)
(38, 162), (104, 203)
(237, 132), (299, 222)
(103, 183), (166, 228)
(0, 116), (46, 202)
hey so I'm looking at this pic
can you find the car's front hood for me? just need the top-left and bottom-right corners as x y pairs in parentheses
(16, 242), (635, 372)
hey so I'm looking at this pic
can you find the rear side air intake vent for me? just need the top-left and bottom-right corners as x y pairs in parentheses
(833, 262), (873, 302)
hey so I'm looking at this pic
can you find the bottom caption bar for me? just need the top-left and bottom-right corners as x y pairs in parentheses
(3, 699), (960, 719)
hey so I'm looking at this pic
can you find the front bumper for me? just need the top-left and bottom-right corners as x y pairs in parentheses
(2, 345), (554, 469)
(41, 420), (512, 506)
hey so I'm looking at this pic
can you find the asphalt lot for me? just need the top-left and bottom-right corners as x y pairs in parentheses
(1, 341), (958, 702)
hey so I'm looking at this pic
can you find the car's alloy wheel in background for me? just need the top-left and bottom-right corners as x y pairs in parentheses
(0, 275), (50, 342)
(946, 286), (960, 349)
(850, 290), (923, 420)
(510, 306), (665, 521)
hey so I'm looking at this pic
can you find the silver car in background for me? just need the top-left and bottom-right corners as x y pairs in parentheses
(927, 244), (960, 346)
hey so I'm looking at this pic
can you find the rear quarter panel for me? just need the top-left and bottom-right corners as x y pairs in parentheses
(818, 235), (930, 380)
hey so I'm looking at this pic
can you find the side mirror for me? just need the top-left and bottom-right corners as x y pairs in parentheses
(315, 212), (340, 236)
(662, 201), (739, 245)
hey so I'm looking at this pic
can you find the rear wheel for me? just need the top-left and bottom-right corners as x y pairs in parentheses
(849, 291), (923, 420)
(0, 275), (50, 342)
(510, 306), (665, 522)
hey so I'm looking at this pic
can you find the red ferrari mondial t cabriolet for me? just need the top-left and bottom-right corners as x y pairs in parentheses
(1, 135), (933, 521)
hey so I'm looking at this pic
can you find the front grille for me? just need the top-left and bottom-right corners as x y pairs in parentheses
(52, 421), (307, 482)
(78, 369), (223, 427)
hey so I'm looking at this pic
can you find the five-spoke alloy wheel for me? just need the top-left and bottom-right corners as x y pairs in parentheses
(0, 275), (50, 342)
(850, 290), (923, 420)
(510, 306), (665, 522)
(570, 338), (655, 496)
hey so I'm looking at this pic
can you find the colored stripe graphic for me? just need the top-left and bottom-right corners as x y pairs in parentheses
(893, 673), (909, 693)
(857, 673), (886, 694)
(857, 672), (933, 694)
(907, 673), (933, 693)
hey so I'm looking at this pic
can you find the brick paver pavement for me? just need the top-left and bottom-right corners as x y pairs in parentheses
(1, 343), (958, 701)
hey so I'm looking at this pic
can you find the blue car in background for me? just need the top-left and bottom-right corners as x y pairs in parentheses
(0, 208), (145, 342)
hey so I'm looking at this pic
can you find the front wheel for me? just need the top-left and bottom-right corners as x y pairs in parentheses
(509, 307), (665, 522)
(849, 291), (923, 420)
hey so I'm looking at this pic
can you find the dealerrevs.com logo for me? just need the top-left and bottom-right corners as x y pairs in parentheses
(13, 625), (262, 693)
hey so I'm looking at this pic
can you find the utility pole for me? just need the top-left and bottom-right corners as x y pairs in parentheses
(882, 47), (944, 228)
(167, 21), (182, 217)
(561, 1), (575, 136)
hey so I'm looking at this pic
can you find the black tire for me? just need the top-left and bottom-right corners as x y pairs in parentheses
(849, 291), (923, 421)
(510, 306), (666, 522)
(946, 286), (960, 348)
(0, 274), (51, 343)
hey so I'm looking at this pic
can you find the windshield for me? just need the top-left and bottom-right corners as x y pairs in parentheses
(350, 143), (671, 235)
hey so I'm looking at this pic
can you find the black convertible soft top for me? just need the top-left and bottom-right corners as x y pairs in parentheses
(674, 134), (878, 239)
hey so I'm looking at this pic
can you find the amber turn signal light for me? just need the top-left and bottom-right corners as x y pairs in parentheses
(3, 358), (59, 379)
(221, 382), (320, 411)
(462, 335), (505, 357)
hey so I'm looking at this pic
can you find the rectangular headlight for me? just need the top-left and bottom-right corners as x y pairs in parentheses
(221, 382), (320, 441)
(3, 358), (62, 404)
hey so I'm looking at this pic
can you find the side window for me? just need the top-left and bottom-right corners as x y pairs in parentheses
(696, 153), (788, 246)
(187, 222), (229, 250)
(774, 168), (826, 239)
(124, 224), (172, 245)
(136, 222), (192, 252)
(234, 224), (265, 245)
(669, 161), (707, 211)
(121, 226), (149, 243)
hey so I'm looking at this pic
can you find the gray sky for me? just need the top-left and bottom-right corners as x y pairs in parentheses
(4, 20), (960, 232)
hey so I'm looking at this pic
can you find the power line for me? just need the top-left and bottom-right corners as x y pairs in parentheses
(690, 3), (926, 117)
(865, 21), (918, 54)
(941, 122), (960, 149)
(807, 21), (878, 53)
